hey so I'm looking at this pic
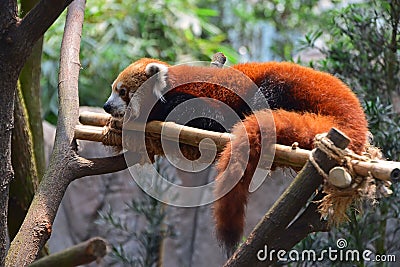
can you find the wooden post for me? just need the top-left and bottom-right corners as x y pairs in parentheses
(224, 128), (350, 267)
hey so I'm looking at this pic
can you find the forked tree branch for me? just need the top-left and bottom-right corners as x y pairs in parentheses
(5, 1), (86, 265)
(76, 153), (134, 178)
(0, 1), (17, 30)
(15, 0), (74, 50)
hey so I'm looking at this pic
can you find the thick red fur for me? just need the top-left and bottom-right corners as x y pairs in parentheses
(164, 62), (367, 151)
(165, 65), (256, 111)
(111, 59), (369, 253)
(211, 63), (368, 252)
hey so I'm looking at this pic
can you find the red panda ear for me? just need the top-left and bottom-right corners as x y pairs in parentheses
(145, 63), (167, 77)
(145, 63), (168, 102)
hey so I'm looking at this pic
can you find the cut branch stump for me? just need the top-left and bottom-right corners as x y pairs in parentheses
(29, 237), (108, 267)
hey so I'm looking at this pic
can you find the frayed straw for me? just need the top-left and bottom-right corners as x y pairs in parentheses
(102, 119), (122, 147)
(317, 174), (377, 225)
(310, 133), (387, 226)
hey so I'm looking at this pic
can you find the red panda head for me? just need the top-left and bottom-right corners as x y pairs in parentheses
(104, 58), (170, 118)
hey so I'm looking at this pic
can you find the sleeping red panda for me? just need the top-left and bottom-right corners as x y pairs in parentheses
(103, 58), (369, 253)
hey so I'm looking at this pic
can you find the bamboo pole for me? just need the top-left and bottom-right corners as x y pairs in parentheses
(79, 111), (111, 127)
(75, 111), (400, 182)
(75, 125), (104, 142)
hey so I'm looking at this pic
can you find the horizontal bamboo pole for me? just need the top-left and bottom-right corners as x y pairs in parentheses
(79, 111), (114, 127)
(75, 125), (104, 142)
(76, 111), (400, 182)
(125, 120), (232, 152)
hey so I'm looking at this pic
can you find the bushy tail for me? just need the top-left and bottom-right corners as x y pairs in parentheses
(213, 109), (368, 253)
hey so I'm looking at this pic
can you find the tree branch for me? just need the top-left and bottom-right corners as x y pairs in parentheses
(29, 237), (108, 267)
(5, 1), (86, 265)
(54, 1), (84, 147)
(15, 0), (74, 49)
(265, 193), (330, 264)
(0, 0), (17, 30)
(224, 128), (350, 267)
(76, 152), (139, 178)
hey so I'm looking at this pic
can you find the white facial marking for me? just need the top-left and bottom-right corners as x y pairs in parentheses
(145, 63), (168, 102)
(128, 94), (141, 119)
(116, 81), (123, 90)
(106, 91), (127, 117)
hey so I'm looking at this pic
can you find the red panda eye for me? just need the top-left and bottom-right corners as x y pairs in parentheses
(119, 88), (126, 96)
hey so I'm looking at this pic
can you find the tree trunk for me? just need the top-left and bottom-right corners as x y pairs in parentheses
(0, 70), (18, 267)
(0, 4), (19, 266)
(18, 38), (45, 179)
(6, 1), (86, 264)
(9, 86), (39, 240)
(20, 0), (46, 180)
(9, 0), (45, 245)
(0, 24), (25, 267)
(0, 1), (76, 264)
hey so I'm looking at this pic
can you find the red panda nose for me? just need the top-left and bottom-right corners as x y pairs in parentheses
(103, 102), (112, 114)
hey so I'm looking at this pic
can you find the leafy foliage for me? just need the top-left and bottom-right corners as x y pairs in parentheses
(300, 0), (400, 160)
(41, 0), (342, 124)
(212, 0), (333, 61)
(41, 0), (237, 123)
(292, 1), (400, 265)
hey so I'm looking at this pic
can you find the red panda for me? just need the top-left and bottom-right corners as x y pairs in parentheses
(104, 58), (369, 253)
